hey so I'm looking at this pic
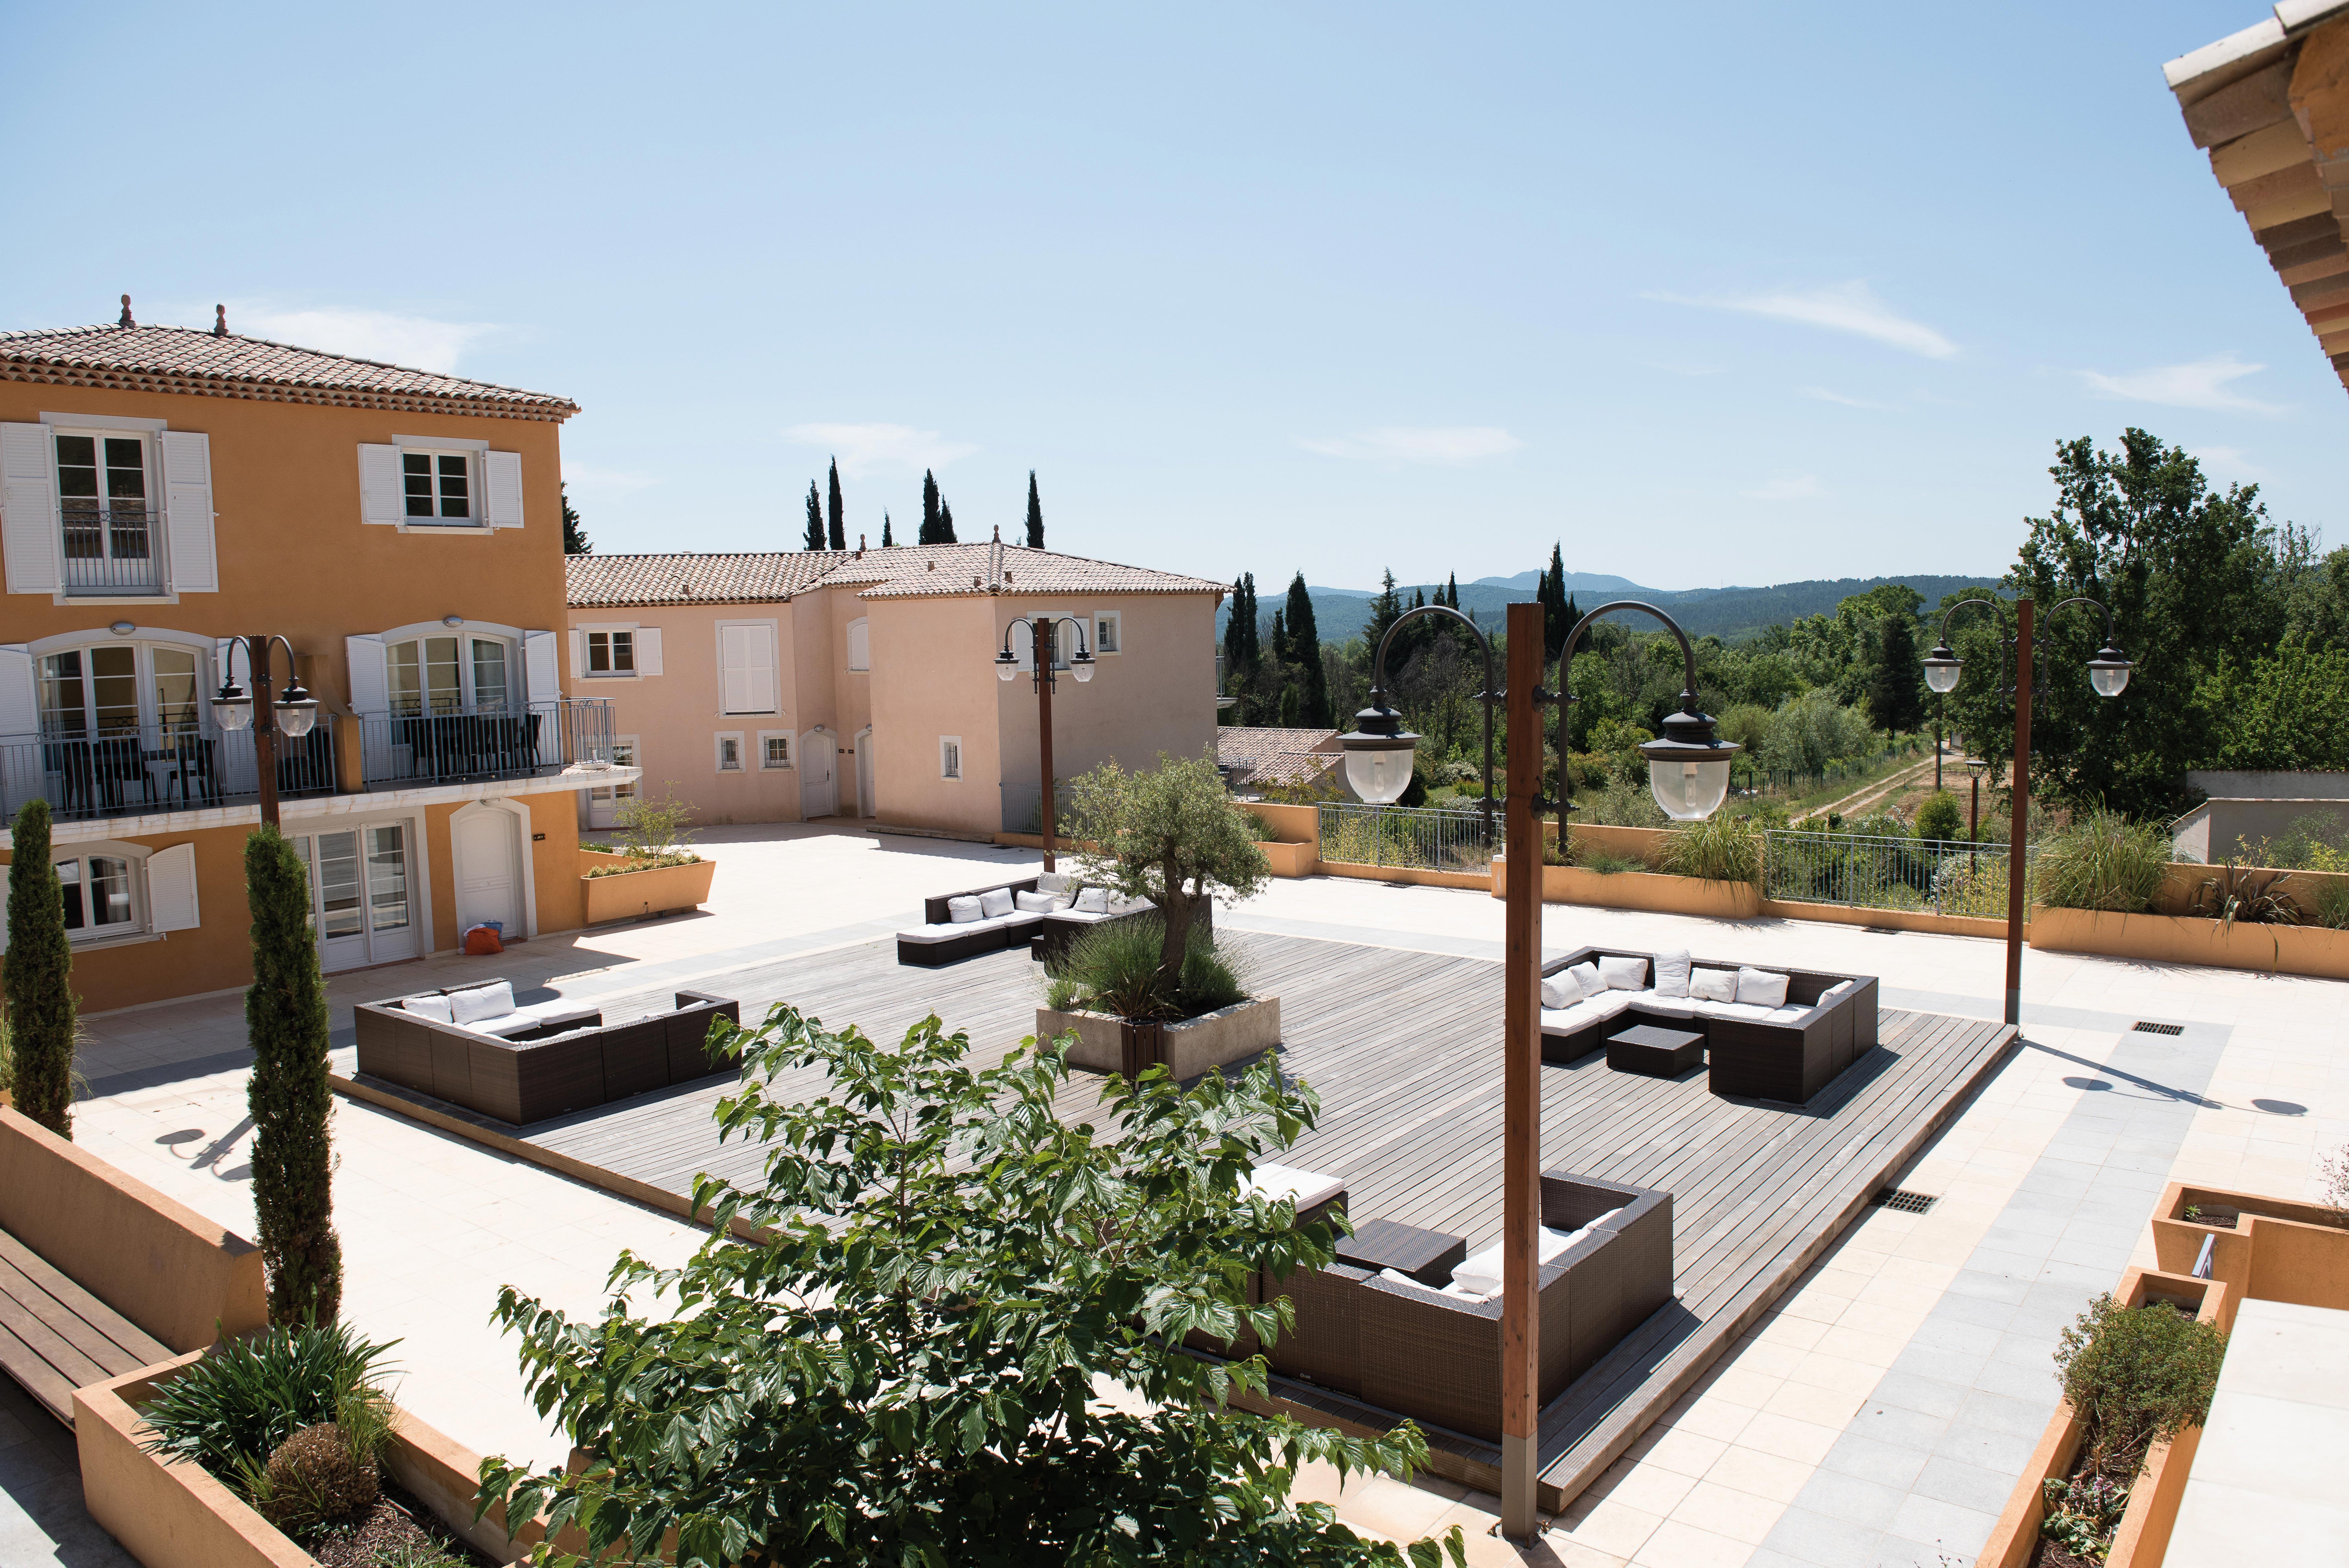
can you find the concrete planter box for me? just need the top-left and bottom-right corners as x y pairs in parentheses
(1492, 856), (1760, 919)
(1973, 1265), (2230, 1568)
(2028, 905), (2349, 981)
(1257, 840), (1318, 878)
(77, 1348), (540, 1568)
(1038, 996), (1282, 1079)
(581, 852), (716, 924)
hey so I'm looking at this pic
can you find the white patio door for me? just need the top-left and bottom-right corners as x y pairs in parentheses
(454, 807), (521, 936)
(292, 820), (419, 971)
(588, 737), (637, 829)
(800, 729), (837, 818)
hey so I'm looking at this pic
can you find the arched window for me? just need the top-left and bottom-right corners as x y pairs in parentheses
(36, 641), (203, 741)
(387, 633), (513, 715)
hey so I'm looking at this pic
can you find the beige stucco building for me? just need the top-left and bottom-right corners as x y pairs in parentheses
(563, 540), (1226, 838)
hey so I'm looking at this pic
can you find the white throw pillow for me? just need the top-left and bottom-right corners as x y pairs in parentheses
(1690, 967), (1737, 1004)
(1567, 961), (1603, 998)
(979, 888), (1015, 919)
(947, 896), (984, 924)
(1036, 871), (1073, 895)
(1597, 955), (1647, 992)
(1540, 971), (1583, 1010)
(1652, 949), (1693, 999)
(1074, 887), (1111, 914)
(1014, 891), (1058, 913)
(448, 981), (516, 1025)
(400, 994), (453, 1024)
(1450, 1224), (1589, 1298)
(1735, 966), (1791, 1008)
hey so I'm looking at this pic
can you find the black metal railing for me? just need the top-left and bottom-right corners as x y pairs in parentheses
(358, 699), (611, 787)
(60, 505), (165, 595)
(0, 724), (337, 824)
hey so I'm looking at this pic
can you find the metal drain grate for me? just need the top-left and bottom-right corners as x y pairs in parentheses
(2132, 1021), (2184, 1036)
(1871, 1188), (1939, 1214)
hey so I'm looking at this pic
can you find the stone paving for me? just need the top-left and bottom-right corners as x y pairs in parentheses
(4, 823), (2344, 1568)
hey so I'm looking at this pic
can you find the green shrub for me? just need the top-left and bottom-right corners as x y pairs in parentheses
(2055, 1293), (2226, 1482)
(584, 850), (701, 877)
(1912, 791), (1965, 843)
(5, 799), (77, 1138)
(141, 1322), (399, 1496)
(250, 1420), (381, 1535)
(1238, 809), (1280, 843)
(614, 784), (700, 863)
(1042, 917), (1250, 1021)
(1575, 776), (1668, 829)
(1656, 814), (1762, 886)
(2189, 860), (2301, 930)
(2244, 813), (2349, 873)
(2309, 878), (2349, 932)
(2035, 809), (2171, 913)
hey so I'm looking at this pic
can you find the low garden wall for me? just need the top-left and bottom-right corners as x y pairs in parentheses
(1490, 855), (1759, 918)
(2028, 906), (2349, 981)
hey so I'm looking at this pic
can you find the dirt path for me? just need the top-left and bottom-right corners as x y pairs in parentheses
(1803, 748), (1948, 824)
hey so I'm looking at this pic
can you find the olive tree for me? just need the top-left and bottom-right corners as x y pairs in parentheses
(481, 1008), (1464, 1568)
(1066, 752), (1270, 993)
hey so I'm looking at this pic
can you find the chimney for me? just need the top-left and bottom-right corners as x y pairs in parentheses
(214, 304), (228, 337)
(118, 294), (135, 328)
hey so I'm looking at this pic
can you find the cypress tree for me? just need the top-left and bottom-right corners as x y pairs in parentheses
(1285, 572), (1329, 727)
(1867, 611), (1926, 736)
(938, 498), (957, 543)
(560, 485), (591, 554)
(1240, 574), (1259, 664)
(1542, 543), (1568, 662)
(920, 471), (942, 545)
(826, 458), (847, 551)
(1223, 574), (1257, 679)
(882, 513), (894, 547)
(803, 482), (827, 551)
(1364, 570), (1404, 656)
(1025, 471), (1045, 548)
(1444, 572), (1458, 609)
(245, 825), (342, 1325)
(5, 800), (76, 1139)
(1269, 609), (1288, 667)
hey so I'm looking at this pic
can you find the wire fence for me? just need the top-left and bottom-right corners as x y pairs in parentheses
(1761, 830), (2038, 919)
(1317, 801), (1502, 874)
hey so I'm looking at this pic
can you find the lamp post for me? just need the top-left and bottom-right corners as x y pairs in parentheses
(1922, 596), (2130, 1025)
(1333, 604), (1497, 841)
(994, 615), (1095, 873)
(210, 635), (318, 830)
(1966, 756), (1988, 843)
(1341, 599), (1738, 1542)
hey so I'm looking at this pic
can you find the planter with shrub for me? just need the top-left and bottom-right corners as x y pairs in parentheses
(77, 1323), (527, 1568)
(579, 785), (715, 923)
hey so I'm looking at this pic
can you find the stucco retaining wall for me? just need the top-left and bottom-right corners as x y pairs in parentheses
(2028, 905), (2349, 980)
(580, 854), (716, 924)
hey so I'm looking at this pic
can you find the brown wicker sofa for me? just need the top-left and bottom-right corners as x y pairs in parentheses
(1538, 946), (1879, 1106)
(896, 878), (1050, 966)
(354, 982), (738, 1124)
(1256, 1172), (1673, 1445)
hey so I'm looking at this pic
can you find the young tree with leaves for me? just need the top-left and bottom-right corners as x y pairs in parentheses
(826, 458), (847, 552)
(5, 800), (76, 1139)
(482, 1009), (1464, 1568)
(803, 482), (827, 551)
(1070, 753), (1272, 990)
(245, 825), (342, 1324)
(560, 484), (591, 554)
(1025, 470), (1045, 548)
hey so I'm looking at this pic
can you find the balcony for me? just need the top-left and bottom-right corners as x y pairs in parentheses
(356, 700), (612, 789)
(0, 725), (336, 826)
(61, 505), (166, 596)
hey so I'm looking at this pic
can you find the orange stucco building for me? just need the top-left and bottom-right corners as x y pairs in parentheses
(0, 307), (636, 1012)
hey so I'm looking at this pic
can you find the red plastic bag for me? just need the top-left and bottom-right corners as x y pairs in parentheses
(464, 924), (504, 956)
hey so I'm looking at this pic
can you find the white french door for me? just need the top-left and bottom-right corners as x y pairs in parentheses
(291, 818), (420, 971)
(587, 738), (638, 830)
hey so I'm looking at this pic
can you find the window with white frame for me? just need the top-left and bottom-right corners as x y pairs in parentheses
(715, 732), (744, 772)
(940, 736), (962, 781)
(402, 450), (473, 521)
(40, 839), (197, 945)
(759, 731), (792, 769)
(54, 430), (157, 587)
(57, 850), (138, 937)
(718, 622), (778, 713)
(585, 630), (635, 676)
(1093, 611), (1121, 655)
(36, 642), (203, 741)
(387, 633), (513, 715)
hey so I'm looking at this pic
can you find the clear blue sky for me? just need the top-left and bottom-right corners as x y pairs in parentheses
(4, 2), (2329, 593)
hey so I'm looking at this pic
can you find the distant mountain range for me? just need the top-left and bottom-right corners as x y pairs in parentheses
(1214, 572), (2007, 645)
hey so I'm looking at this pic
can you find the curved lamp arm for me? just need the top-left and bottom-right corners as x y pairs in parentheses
(1349, 604), (1498, 831)
(1550, 600), (1721, 823)
(995, 614), (1096, 685)
(212, 634), (317, 737)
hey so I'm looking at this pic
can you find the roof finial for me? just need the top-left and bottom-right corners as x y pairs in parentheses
(118, 294), (135, 328)
(856, 533), (866, 558)
(213, 304), (228, 337)
(988, 524), (1004, 592)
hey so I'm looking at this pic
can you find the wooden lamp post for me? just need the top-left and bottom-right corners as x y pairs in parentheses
(995, 615), (1095, 873)
(210, 635), (319, 830)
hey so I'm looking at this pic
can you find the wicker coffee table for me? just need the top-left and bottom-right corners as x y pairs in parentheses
(1607, 1022), (1706, 1078)
(1335, 1217), (1468, 1286)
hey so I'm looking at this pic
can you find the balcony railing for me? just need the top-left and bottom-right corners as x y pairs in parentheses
(0, 724), (336, 825)
(1317, 801), (1503, 874)
(357, 699), (612, 788)
(60, 505), (165, 596)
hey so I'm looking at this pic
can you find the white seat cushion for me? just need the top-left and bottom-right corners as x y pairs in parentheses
(1014, 890), (1060, 914)
(399, 994), (454, 1024)
(1540, 991), (1630, 1033)
(979, 887), (1015, 919)
(1652, 949), (1693, 998)
(447, 981), (517, 1025)
(1243, 1162), (1347, 1215)
(1735, 966), (1791, 1007)
(947, 895), (984, 924)
(1449, 1224), (1593, 1296)
(1540, 970), (1583, 1010)
(1073, 887), (1111, 914)
(1690, 967), (1738, 1003)
(1597, 955), (1648, 991)
(1036, 871), (1075, 896)
(901, 918), (1005, 944)
(1635, 994), (1700, 1019)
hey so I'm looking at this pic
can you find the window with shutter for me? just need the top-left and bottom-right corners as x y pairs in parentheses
(161, 431), (218, 593)
(2, 423), (62, 594)
(719, 623), (776, 714)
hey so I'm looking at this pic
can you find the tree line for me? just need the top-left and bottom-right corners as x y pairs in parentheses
(797, 460), (1050, 552)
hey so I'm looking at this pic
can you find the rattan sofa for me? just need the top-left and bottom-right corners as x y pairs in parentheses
(354, 983), (739, 1124)
(1256, 1172), (1673, 1445)
(1538, 946), (1879, 1106)
(895, 878), (1051, 966)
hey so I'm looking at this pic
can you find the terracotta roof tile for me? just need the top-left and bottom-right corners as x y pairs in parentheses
(848, 542), (1228, 599)
(566, 551), (849, 607)
(565, 543), (1227, 608)
(1217, 727), (1343, 787)
(0, 323), (579, 421)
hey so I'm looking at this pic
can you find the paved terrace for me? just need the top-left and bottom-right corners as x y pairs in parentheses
(10, 822), (2344, 1568)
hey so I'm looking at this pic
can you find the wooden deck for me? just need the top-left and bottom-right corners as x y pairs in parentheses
(333, 929), (2014, 1513)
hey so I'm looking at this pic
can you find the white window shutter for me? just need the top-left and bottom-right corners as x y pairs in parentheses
(359, 444), (404, 525)
(847, 619), (870, 672)
(635, 627), (663, 677)
(719, 626), (750, 712)
(522, 629), (560, 703)
(484, 451), (524, 528)
(147, 842), (201, 932)
(2, 423), (60, 594)
(0, 644), (35, 737)
(160, 431), (219, 593)
(346, 634), (389, 714)
(748, 630), (774, 711)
